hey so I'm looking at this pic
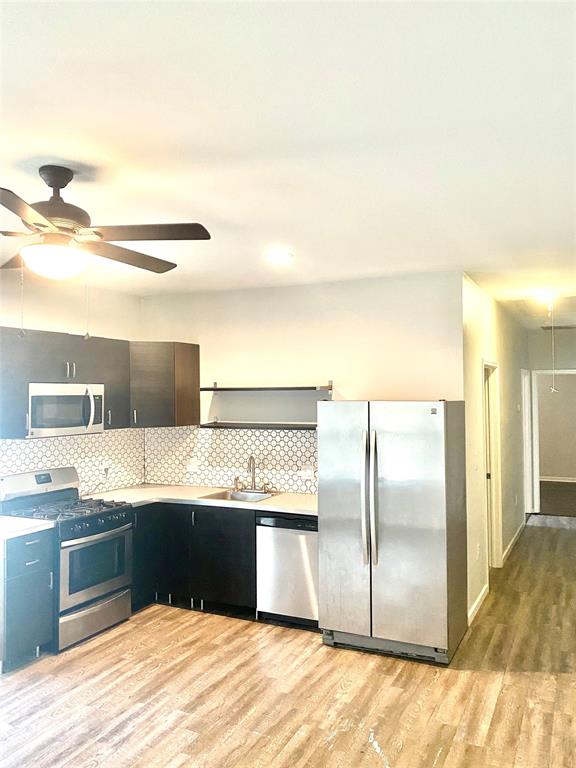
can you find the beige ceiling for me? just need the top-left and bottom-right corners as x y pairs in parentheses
(1, 1), (575, 307)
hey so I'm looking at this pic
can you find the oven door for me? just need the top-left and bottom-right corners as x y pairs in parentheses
(28, 383), (104, 438)
(60, 524), (132, 612)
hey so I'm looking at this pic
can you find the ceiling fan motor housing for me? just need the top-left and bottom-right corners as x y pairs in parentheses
(24, 164), (91, 231)
(30, 199), (91, 230)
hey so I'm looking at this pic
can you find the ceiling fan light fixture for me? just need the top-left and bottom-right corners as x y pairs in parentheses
(20, 236), (88, 280)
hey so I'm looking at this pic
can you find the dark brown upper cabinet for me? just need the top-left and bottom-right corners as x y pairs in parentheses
(0, 327), (131, 437)
(129, 342), (199, 428)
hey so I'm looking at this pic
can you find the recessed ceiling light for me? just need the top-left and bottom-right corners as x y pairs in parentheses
(264, 246), (294, 268)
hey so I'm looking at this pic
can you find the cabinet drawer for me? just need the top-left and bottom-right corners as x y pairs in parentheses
(6, 530), (55, 579)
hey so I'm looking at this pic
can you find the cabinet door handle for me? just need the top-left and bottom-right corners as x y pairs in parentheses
(72, 362), (76, 379)
(133, 409), (138, 425)
(49, 571), (54, 590)
(25, 559), (40, 567)
(107, 409), (112, 426)
(25, 539), (40, 546)
(66, 361), (70, 378)
(192, 510), (195, 526)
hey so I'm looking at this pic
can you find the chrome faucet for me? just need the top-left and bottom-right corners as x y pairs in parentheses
(247, 455), (256, 490)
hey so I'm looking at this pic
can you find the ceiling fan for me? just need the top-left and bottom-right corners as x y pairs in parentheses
(0, 165), (210, 278)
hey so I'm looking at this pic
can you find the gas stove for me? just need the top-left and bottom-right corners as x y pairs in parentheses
(0, 467), (133, 541)
(0, 467), (134, 651)
(8, 498), (128, 520)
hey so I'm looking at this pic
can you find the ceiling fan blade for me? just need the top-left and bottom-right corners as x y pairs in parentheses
(81, 241), (177, 273)
(87, 223), (210, 241)
(0, 188), (58, 232)
(1, 254), (23, 270)
(1, 230), (31, 237)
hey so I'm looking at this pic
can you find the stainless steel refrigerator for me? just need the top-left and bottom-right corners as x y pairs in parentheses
(317, 400), (467, 664)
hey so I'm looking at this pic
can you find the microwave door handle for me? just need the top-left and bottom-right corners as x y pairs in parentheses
(81, 390), (90, 428)
(86, 387), (96, 430)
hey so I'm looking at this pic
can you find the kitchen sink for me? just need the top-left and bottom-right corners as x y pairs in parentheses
(201, 489), (274, 503)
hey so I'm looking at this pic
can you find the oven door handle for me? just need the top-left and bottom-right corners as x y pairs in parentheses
(61, 522), (132, 549)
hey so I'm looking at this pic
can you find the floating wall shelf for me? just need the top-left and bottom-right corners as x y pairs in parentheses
(200, 383), (332, 392)
(199, 382), (332, 430)
(199, 422), (317, 430)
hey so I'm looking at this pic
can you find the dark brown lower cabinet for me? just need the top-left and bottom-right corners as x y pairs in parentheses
(1, 530), (56, 672)
(189, 506), (256, 609)
(131, 504), (256, 614)
(132, 505), (162, 612)
(4, 570), (54, 666)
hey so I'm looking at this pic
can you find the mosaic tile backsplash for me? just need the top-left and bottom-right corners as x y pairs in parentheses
(0, 429), (145, 496)
(0, 426), (318, 496)
(145, 426), (318, 494)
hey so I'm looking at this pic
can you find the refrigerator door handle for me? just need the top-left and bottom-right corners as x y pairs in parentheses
(369, 429), (378, 565)
(360, 430), (369, 565)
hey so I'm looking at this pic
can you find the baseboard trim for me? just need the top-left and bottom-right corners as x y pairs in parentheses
(540, 477), (576, 483)
(502, 518), (525, 564)
(468, 582), (489, 625)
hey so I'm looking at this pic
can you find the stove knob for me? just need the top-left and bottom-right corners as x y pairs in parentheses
(98, 519), (105, 526)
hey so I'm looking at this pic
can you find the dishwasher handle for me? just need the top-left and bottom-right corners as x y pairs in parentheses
(256, 515), (318, 532)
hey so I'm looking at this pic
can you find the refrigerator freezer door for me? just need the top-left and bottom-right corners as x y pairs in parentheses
(370, 401), (448, 649)
(318, 401), (371, 636)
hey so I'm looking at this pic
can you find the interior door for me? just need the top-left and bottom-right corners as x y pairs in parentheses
(370, 401), (448, 649)
(317, 401), (370, 636)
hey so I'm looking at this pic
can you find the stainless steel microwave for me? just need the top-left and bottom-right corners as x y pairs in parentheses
(28, 383), (104, 438)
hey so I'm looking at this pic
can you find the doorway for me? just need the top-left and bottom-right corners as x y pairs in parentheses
(531, 369), (576, 516)
(521, 369), (533, 517)
(483, 363), (503, 570)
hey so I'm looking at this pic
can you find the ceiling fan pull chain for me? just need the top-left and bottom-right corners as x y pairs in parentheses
(84, 271), (91, 340)
(19, 260), (26, 337)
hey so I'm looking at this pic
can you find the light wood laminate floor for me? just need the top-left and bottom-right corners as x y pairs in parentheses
(1, 525), (575, 768)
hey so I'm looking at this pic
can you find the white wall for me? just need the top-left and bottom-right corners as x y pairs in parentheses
(0, 270), (141, 339)
(140, 272), (465, 401)
(537, 373), (576, 480)
(528, 328), (576, 370)
(463, 276), (528, 616)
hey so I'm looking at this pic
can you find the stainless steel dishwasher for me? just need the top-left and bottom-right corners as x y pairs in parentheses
(256, 514), (319, 626)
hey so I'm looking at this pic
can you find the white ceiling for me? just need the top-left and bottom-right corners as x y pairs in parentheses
(504, 295), (576, 330)
(1, 2), (575, 311)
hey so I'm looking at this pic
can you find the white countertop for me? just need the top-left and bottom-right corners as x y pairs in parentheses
(94, 484), (318, 516)
(0, 517), (55, 541)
